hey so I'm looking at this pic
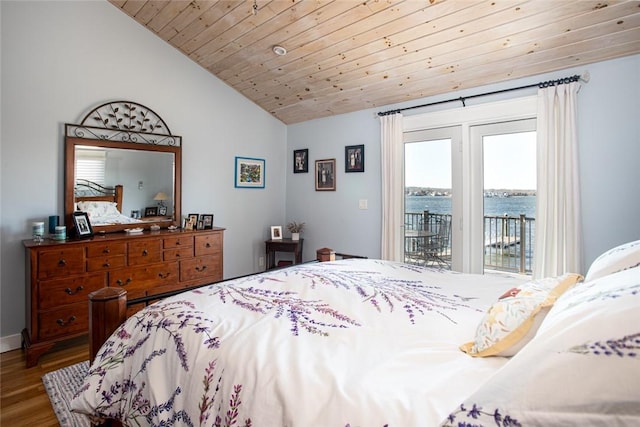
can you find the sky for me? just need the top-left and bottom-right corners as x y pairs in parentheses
(404, 131), (536, 190)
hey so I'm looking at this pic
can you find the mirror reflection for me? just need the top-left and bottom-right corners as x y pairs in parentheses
(68, 140), (180, 233)
(74, 146), (175, 226)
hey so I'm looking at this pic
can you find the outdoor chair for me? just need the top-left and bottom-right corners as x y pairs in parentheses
(423, 217), (450, 267)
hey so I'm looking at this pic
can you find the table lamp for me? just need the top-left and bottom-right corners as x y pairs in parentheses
(153, 191), (168, 208)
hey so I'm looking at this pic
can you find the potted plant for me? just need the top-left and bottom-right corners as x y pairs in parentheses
(287, 221), (305, 240)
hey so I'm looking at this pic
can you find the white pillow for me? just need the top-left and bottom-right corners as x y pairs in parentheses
(585, 239), (640, 281)
(442, 266), (640, 426)
(77, 201), (120, 218)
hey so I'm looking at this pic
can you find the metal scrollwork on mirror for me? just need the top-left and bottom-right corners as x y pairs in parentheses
(65, 101), (182, 234)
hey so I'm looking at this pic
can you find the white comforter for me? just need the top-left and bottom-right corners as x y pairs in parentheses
(71, 259), (527, 426)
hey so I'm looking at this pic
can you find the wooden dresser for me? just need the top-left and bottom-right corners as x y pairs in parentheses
(22, 227), (224, 367)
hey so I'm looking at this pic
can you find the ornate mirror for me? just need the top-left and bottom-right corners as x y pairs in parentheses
(64, 101), (182, 234)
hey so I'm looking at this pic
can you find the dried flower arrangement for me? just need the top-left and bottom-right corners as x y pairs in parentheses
(286, 221), (305, 233)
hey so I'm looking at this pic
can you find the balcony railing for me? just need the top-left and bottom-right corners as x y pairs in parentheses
(404, 211), (535, 274)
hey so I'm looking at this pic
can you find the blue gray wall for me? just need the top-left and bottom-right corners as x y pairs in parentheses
(287, 55), (640, 269)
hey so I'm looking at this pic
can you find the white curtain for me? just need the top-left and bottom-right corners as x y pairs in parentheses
(380, 113), (404, 261)
(533, 82), (583, 278)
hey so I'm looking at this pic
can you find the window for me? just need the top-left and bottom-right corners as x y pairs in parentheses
(75, 148), (106, 185)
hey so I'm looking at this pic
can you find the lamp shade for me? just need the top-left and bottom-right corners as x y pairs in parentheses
(153, 192), (168, 201)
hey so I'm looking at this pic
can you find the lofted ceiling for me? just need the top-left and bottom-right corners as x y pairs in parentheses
(109, 0), (640, 124)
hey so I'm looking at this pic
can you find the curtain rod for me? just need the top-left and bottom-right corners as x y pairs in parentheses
(377, 73), (587, 117)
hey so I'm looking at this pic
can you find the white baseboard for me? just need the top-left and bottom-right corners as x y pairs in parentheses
(0, 334), (22, 353)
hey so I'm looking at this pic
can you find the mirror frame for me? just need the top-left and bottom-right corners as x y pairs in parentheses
(64, 101), (182, 234)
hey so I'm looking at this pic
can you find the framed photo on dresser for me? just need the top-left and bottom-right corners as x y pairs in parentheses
(72, 211), (93, 238)
(201, 214), (214, 229)
(185, 213), (199, 230)
(144, 207), (158, 217)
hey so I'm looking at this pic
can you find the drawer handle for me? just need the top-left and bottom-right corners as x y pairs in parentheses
(116, 278), (133, 286)
(196, 265), (207, 272)
(158, 272), (171, 279)
(58, 259), (66, 267)
(175, 241), (181, 245)
(64, 286), (84, 295)
(103, 262), (111, 268)
(142, 249), (148, 256)
(56, 316), (76, 327)
(205, 243), (211, 248)
(102, 248), (110, 254)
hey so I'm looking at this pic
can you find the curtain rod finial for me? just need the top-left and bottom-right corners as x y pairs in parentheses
(580, 71), (590, 83)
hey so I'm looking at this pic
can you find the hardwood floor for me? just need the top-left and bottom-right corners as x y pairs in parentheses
(0, 336), (89, 426)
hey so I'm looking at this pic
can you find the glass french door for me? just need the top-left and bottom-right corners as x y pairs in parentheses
(397, 96), (538, 273)
(403, 126), (461, 270)
(470, 119), (537, 274)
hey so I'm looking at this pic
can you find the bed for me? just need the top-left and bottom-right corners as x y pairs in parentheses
(71, 242), (640, 426)
(75, 179), (142, 226)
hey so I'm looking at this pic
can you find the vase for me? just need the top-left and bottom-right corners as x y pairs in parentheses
(291, 232), (300, 241)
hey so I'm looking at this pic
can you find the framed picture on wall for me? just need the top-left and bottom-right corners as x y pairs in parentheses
(345, 144), (364, 172)
(315, 158), (336, 191)
(293, 149), (308, 173)
(235, 156), (265, 188)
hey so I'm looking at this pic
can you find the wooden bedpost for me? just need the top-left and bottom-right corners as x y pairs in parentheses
(89, 287), (127, 363)
(114, 184), (124, 214)
(317, 248), (335, 262)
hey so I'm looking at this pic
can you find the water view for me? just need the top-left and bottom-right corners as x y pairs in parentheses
(404, 194), (536, 274)
(405, 194), (536, 217)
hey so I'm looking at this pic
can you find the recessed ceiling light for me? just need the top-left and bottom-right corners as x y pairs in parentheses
(272, 45), (287, 56)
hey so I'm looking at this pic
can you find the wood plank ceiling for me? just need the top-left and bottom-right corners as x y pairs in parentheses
(109, 0), (640, 124)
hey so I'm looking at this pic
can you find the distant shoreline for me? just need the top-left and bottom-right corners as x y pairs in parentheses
(405, 187), (536, 197)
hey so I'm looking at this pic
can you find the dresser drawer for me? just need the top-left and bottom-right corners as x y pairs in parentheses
(164, 247), (194, 261)
(109, 262), (179, 299)
(87, 256), (126, 272)
(128, 240), (162, 266)
(195, 233), (222, 256)
(148, 282), (188, 298)
(163, 236), (193, 249)
(39, 274), (106, 310)
(38, 248), (85, 279)
(180, 256), (222, 282)
(38, 304), (88, 340)
(87, 242), (126, 258)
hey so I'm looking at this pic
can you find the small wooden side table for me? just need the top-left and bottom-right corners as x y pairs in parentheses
(265, 238), (304, 269)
